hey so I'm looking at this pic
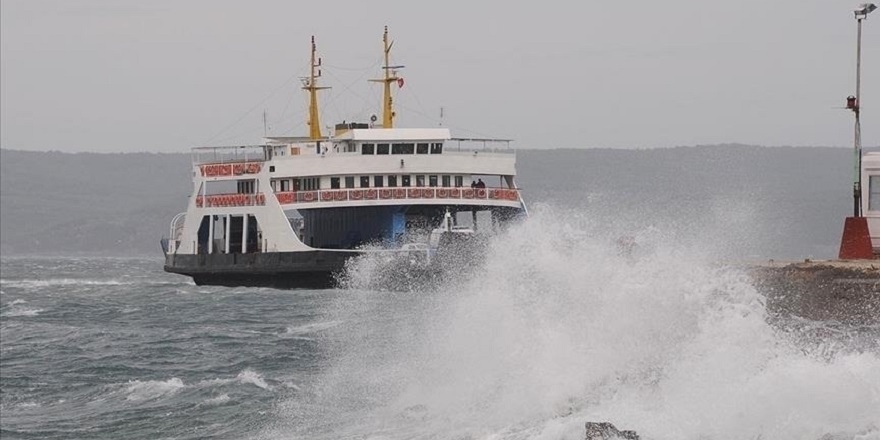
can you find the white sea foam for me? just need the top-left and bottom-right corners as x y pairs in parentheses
(2, 308), (44, 317)
(283, 320), (341, 336)
(203, 394), (231, 405)
(125, 378), (185, 401)
(237, 369), (272, 391)
(0, 278), (134, 289)
(267, 205), (880, 440)
(9, 299), (26, 305)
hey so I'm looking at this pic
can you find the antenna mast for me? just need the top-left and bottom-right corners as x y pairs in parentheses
(303, 36), (329, 140)
(369, 26), (403, 128)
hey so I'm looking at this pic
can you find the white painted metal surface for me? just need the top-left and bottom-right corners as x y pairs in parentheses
(862, 152), (880, 249)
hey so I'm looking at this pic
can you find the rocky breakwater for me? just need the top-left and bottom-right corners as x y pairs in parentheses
(747, 260), (879, 325)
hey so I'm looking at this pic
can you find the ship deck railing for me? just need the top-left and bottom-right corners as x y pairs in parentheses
(189, 139), (514, 166)
(194, 186), (521, 208)
(447, 138), (514, 153)
(191, 145), (269, 165)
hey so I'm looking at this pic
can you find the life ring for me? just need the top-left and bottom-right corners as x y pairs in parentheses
(366, 189), (377, 199)
(463, 189), (474, 199)
(407, 188), (421, 198)
(322, 191), (334, 201)
(476, 188), (487, 198)
(508, 190), (518, 201)
(233, 164), (245, 175)
(422, 188), (435, 198)
(335, 191), (348, 201)
(437, 188), (448, 198)
(196, 197), (203, 207)
(351, 189), (364, 200)
(380, 189), (392, 199)
(394, 188), (407, 199)
(449, 188), (461, 198)
(247, 163), (261, 174)
(257, 194), (265, 204)
(303, 191), (315, 202)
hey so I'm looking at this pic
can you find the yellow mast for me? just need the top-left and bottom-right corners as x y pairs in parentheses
(369, 26), (402, 128)
(303, 36), (329, 140)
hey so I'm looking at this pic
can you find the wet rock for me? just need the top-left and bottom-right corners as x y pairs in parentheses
(585, 422), (640, 440)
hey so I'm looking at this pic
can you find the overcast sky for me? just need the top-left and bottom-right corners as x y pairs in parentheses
(1, 0), (878, 152)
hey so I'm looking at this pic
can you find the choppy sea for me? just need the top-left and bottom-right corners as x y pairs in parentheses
(2, 210), (879, 440)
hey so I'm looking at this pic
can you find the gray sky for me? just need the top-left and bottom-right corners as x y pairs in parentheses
(1, 0), (878, 153)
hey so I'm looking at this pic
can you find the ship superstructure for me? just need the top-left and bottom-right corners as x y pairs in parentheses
(162, 28), (527, 287)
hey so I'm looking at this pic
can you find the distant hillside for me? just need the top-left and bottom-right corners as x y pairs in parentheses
(0, 146), (858, 259)
(0, 149), (191, 256)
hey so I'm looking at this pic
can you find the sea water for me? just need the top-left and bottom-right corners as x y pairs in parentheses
(1, 207), (878, 439)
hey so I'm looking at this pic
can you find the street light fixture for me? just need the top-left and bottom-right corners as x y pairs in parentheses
(855, 3), (878, 18)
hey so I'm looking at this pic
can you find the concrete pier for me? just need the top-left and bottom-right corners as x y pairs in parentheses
(747, 260), (879, 325)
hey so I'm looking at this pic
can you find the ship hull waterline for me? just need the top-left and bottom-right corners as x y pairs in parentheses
(164, 250), (356, 288)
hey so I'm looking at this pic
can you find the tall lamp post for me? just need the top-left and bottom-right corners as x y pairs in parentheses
(851, 3), (877, 216)
(839, 3), (877, 259)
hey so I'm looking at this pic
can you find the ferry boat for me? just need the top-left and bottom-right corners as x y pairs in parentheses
(162, 28), (528, 288)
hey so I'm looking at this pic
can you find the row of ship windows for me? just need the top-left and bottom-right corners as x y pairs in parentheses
(359, 142), (443, 155)
(275, 175), (466, 192)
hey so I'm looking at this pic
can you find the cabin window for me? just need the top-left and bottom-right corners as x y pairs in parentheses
(442, 175), (451, 187)
(360, 176), (370, 188)
(416, 143), (429, 154)
(392, 143), (414, 154)
(454, 176), (464, 187)
(871, 176), (880, 211)
(331, 177), (340, 189)
(429, 175), (438, 187)
(298, 178), (319, 191)
(362, 143), (375, 155)
(416, 175), (425, 187)
(345, 176), (355, 188)
(374, 175), (384, 187)
(280, 180), (290, 192)
(401, 175), (411, 187)
(388, 175), (398, 187)
(344, 142), (357, 153)
(431, 142), (443, 154)
(377, 143), (390, 154)
(237, 180), (255, 194)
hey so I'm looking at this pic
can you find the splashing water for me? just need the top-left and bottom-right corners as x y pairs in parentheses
(264, 206), (880, 440)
